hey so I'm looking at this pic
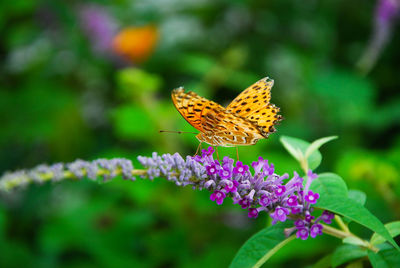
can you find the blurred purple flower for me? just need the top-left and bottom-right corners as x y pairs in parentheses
(78, 4), (118, 54)
(0, 158), (135, 191)
(357, 0), (400, 73)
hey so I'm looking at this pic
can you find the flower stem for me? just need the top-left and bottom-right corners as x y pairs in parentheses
(322, 224), (379, 252)
(0, 168), (148, 192)
(253, 235), (296, 268)
(335, 215), (350, 233)
(322, 224), (352, 239)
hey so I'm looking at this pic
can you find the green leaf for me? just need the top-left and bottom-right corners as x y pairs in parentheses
(310, 174), (398, 250)
(280, 136), (304, 162)
(373, 248), (400, 267)
(343, 190), (367, 224)
(305, 136), (338, 159)
(315, 196), (399, 250)
(331, 244), (367, 267)
(310, 173), (348, 197)
(280, 136), (322, 169)
(348, 189), (367, 206)
(112, 105), (155, 140)
(229, 222), (294, 268)
(367, 249), (400, 268)
(371, 221), (400, 246)
(117, 68), (162, 97)
(312, 254), (332, 268)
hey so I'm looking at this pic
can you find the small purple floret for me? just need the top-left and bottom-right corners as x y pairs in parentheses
(271, 206), (290, 223)
(294, 219), (305, 228)
(310, 223), (323, 238)
(275, 185), (286, 196)
(259, 195), (271, 207)
(305, 191), (320, 204)
(296, 227), (309, 240)
(233, 161), (249, 175)
(239, 197), (251, 209)
(225, 180), (238, 193)
(307, 170), (318, 180)
(219, 166), (232, 179)
(286, 195), (298, 206)
(248, 208), (259, 218)
(206, 164), (218, 175)
(210, 190), (226, 205)
(320, 210), (335, 224)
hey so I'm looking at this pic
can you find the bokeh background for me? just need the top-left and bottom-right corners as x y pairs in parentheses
(1, 0), (399, 267)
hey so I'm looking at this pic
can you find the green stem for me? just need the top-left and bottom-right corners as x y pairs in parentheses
(253, 235), (296, 268)
(0, 169), (148, 191)
(322, 224), (353, 239)
(335, 215), (350, 233)
(300, 158), (309, 175)
(322, 224), (379, 252)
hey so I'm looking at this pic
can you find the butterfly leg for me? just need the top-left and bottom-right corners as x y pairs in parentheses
(194, 142), (202, 156)
(236, 146), (239, 162)
(214, 146), (220, 162)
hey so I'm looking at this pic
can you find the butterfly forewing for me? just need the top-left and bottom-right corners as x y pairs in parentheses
(171, 87), (225, 132)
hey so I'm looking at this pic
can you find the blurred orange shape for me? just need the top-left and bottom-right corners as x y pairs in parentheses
(112, 25), (159, 63)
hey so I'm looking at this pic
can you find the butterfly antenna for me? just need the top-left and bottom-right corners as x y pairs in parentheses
(159, 130), (198, 135)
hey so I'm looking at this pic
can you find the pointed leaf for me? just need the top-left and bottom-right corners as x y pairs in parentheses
(305, 136), (338, 158)
(348, 189), (367, 206)
(367, 249), (400, 268)
(280, 136), (304, 161)
(331, 244), (367, 267)
(371, 221), (400, 246)
(310, 174), (398, 250)
(315, 196), (399, 250)
(310, 173), (348, 197)
(312, 254), (332, 268)
(280, 136), (322, 169)
(230, 222), (293, 268)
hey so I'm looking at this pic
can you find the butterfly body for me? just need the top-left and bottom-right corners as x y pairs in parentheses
(172, 77), (282, 147)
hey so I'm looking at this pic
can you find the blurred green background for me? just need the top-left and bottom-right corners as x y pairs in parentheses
(0, 0), (399, 267)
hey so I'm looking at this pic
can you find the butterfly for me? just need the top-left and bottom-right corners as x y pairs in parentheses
(171, 77), (283, 148)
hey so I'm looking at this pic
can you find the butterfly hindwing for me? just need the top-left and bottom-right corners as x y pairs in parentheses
(226, 77), (273, 118)
(225, 77), (283, 138)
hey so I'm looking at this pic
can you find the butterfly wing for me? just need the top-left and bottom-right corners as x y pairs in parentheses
(208, 112), (265, 146)
(226, 77), (283, 138)
(171, 87), (225, 132)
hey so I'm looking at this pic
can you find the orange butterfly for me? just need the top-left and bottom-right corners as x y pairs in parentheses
(171, 77), (283, 152)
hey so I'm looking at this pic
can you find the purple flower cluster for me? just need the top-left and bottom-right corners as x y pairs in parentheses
(0, 148), (335, 240)
(293, 210), (335, 240)
(138, 147), (335, 240)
